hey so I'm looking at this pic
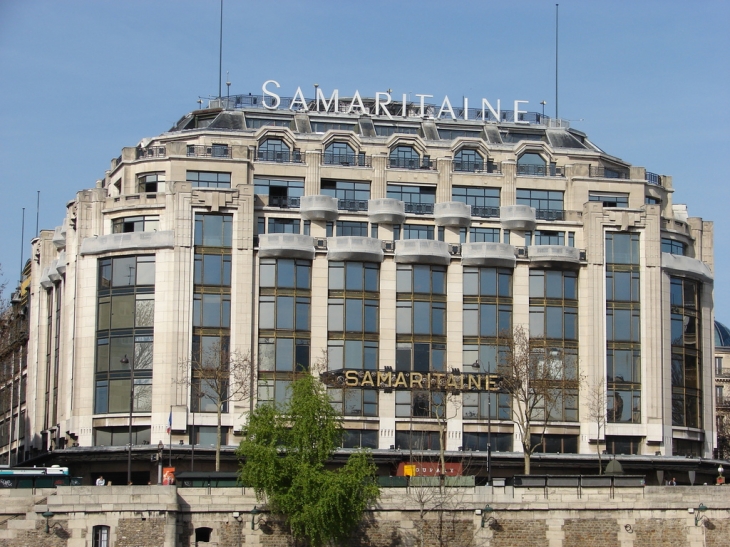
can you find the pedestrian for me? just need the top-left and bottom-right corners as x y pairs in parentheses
(670, 477), (677, 486)
(96, 475), (105, 486)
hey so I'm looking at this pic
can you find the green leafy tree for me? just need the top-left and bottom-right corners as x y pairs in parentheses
(238, 375), (380, 547)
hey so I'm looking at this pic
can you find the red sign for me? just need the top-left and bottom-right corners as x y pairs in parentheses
(396, 462), (463, 477)
(162, 467), (175, 485)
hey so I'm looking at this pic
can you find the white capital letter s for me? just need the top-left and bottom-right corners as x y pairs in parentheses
(262, 80), (280, 110)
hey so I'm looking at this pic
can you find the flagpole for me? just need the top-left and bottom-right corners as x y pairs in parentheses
(169, 405), (172, 466)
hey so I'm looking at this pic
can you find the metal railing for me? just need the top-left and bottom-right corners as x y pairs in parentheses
(535, 209), (565, 221)
(186, 145), (231, 158)
(389, 158), (434, 170)
(268, 196), (300, 208)
(257, 150), (302, 163)
(646, 171), (661, 185)
(517, 164), (564, 177)
(136, 146), (166, 159)
(471, 206), (500, 218)
(322, 153), (371, 167)
(717, 396), (730, 408)
(337, 199), (369, 212)
(403, 203), (434, 215)
(589, 165), (629, 179)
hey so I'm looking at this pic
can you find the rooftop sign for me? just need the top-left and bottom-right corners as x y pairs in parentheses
(261, 80), (530, 123)
(320, 369), (500, 392)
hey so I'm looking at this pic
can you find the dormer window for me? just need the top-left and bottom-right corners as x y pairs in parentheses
(517, 153), (547, 176)
(389, 146), (429, 169)
(454, 149), (484, 172)
(258, 138), (301, 163)
(324, 142), (365, 166)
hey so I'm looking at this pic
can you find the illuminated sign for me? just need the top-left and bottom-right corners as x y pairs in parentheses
(320, 369), (499, 392)
(260, 80), (529, 123)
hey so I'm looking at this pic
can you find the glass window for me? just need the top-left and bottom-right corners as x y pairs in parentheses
(323, 142), (360, 165)
(137, 172), (165, 193)
(516, 189), (564, 217)
(186, 171), (231, 189)
(469, 227), (500, 243)
(253, 177), (304, 199)
(516, 153), (547, 176)
(589, 193), (629, 208)
(662, 238), (687, 256)
(112, 215), (159, 234)
(453, 149), (484, 172)
(606, 232), (640, 265)
(389, 146), (421, 169)
(258, 138), (299, 162)
(194, 214), (233, 247)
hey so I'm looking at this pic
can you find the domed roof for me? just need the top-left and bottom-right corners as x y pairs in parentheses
(715, 321), (730, 348)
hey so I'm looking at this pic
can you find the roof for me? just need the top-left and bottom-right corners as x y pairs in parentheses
(715, 320), (730, 348)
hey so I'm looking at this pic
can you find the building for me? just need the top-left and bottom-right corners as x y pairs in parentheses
(11, 88), (718, 481)
(714, 321), (730, 459)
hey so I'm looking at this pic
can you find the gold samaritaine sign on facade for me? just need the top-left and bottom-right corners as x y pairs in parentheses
(320, 369), (499, 392)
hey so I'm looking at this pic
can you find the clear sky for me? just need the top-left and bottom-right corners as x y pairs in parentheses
(0, 0), (728, 319)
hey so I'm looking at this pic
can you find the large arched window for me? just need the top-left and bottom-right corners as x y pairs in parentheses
(454, 149), (484, 172)
(324, 142), (364, 166)
(389, 146), (423, 169)
(258, 139), (300, 163)
(517, 153), (547, 176)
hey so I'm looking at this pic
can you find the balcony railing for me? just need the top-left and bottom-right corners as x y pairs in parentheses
(535, 209), (565, 221)
(646, 171), (661, 185)
(453, 160), (502, 174)
(186, 145), (231, 158)
(404, 203), (434, 215)
(268, 196), (300, 208)
(136, 146), (166, 159)
(718, 396), (730, 408)
(516, 164), (564, 177)
(389, 158), (434, 170)
(589, 165), (629, 179)
(716, 368), (730, 378)
(323, 153), (371, 167)
(337, 199), (369, 212)
(257, 149), (302, 163)
(471, 206), (500, 218)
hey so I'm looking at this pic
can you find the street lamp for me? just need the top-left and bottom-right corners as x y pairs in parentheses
(540, 100), (547, 118)
(480, 505), (497, 528)
(157, 440), (164, 485)
(694, 503), (707, 526)
(122, 354), (133, 485)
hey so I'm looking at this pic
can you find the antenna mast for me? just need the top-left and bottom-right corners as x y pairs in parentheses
(19, 208), (25, 286)
(218, 0), (223, 98)
(555, 4), (559, 119)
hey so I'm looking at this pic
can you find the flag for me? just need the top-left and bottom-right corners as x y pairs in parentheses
(166, 411), (172, 434)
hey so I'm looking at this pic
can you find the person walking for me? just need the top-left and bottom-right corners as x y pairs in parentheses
(96, 475), (106, 486)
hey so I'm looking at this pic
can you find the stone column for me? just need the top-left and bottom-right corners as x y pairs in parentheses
(437, 157), (453, 203)
(501, 161), (516, 205)
(371, 154), (388, 199)
(305, 150), (321, 196)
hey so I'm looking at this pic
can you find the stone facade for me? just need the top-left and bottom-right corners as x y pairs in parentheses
(0, 484), (725, 546)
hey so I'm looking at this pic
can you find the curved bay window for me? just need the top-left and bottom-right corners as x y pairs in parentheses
(327, 261), (379, 417)
(192, 214), (232, 414)
(95, 255), (155, 414)
(605, 232), (642, 424)
(258, 258), (311, 405)
(463, 267), (513, 422)
(257, 138), (300, 163)
(670, 276), (702, 429)
(529, 269), (579, 422)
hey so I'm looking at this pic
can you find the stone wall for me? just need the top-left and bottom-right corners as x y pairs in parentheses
(0, 484), (726, 546)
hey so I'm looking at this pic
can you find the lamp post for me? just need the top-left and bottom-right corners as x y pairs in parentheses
(157, 440), (164, 485)
(694, 503), (707, 526)
(122, 354), (132, 485)
(540, 100), (547, 119)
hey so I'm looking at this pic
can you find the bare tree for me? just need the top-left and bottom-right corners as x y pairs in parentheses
(497, 325), (579, 474)
(178, 343), (255, 471)
(586, 379), (607, 474)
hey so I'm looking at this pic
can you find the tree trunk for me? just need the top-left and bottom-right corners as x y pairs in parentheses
(523, 451), (531, 475)
(216, 403), (222, 472)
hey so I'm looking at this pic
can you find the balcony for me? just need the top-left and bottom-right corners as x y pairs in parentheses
(267, 196), (300, 209)
(589, 165), (629, 179)
(535, 209), (565, 221)
(394, 240), (451, 266)
(388, 158), (435, 170)
(257, 149), (302, 163)
(662, 253), (713, 284)
(327, 236), (384, 262)
(322, 153), (371, 167)
(646, 172), (661, 185)
(471, 206), (500, 219)
(461, 242), (516, 268)
(528, 245), (581, 268)
(187, 144), (231, 158)
(516, 164), (564, 177)
(40, 267), (52, 290)
(47, 260), (61, 283)
(52, 224), (66, 250)
(404, 203), (434, 215)
(136, 146), (166, 159)
(368, 198), (406, 224)
(56, 251), (67, 275)
(434, 202), (472, 228)
(500, 205), (536, 231)
(258, 234), (315, 260)
(453, 160), (502, 174)
(80, 231), (175, 256)
(300, 195), (339, 222)
(337, 199), (368, 212)
(716, 368), (730, 379)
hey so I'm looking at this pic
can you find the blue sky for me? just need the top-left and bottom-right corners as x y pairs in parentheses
(1, 0), (728, 319)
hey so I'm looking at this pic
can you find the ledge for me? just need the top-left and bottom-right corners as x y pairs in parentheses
(258, 234), (315, 260)
(528, 245), (581, 268)
(80, 231), (175, 255)
(327, 237), (384, 262)
(394, 240), (451, 265)
(300, 195), (339, 222)
(662, 253), (713, 284)
(368, 198), (406, 224)
(500, 204), (536, 231)
(52, 225), (66, 250)
(55, 251), (67, 275)
(40, 267), (52, 289)
(434, 201), (472, 228)
(461, 242), (516, 268)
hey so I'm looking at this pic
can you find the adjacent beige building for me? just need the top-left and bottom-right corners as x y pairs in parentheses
(9, 94), (716, 476)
